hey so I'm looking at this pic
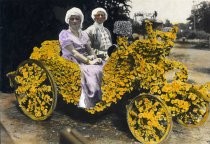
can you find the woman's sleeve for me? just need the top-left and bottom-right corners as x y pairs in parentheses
(59, 30), (73, 49)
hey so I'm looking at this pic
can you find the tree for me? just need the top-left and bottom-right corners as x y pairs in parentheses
(164, 19), (172, 27)
(187, 1), (210, 33)
(176, 23), (191, 39)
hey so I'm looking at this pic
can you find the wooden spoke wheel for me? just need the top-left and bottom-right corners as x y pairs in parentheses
(176, 91), (209, 127)
(14, 59), (57, 120)
(127, 94), (172, 144)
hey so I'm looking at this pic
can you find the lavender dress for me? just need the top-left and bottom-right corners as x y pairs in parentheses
(59, 29), (103, 108)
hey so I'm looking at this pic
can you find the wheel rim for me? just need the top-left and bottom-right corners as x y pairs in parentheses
(14, 59), (57, 120)
(127, 94), (172, 144)
(176, 91), (209, 127)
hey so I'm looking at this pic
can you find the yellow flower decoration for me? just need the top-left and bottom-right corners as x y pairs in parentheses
(9, 21), (209, 130)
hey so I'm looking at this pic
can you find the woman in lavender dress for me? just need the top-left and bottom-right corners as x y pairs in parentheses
(59, 7), (103, 108)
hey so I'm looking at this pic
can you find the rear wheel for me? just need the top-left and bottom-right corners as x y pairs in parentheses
(176, 89), (209, 127)
(127, 94), (172, 144)
(14, 59), (57, 120)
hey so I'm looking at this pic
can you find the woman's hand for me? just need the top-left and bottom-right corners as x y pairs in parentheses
(87, 55), (95, 60)
(89, 58), (102, 65)
(105, 55), (109, 61)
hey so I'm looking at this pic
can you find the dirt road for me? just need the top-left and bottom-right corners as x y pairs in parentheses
(170, 44), (210, 84)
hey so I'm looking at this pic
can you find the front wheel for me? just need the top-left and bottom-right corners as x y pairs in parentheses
(127, 94), (172, 144)
(14, 59), (57, 120)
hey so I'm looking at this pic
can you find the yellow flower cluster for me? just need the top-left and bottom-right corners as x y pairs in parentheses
(14, 62), (55, 120)
(30, 41), (81, 105)
(160, 81), (191, 115)
(192, 82), (210, 102)
(13, 21), (179, 115)
(87, 20), (209, 129)
(171, 82), (209, 127)
(87, 21), (192, 114)
(127, 95), (172, 144)
(13, 41), (81, 119)
(11, 20), (210, 130)
(87, 41), (137, 113)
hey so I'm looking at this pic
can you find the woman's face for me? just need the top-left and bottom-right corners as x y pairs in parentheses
(69, 15), (81, 30)
(94, 11), (106, 24)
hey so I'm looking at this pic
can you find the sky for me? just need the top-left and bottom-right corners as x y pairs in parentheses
(129, 0), (207, 23)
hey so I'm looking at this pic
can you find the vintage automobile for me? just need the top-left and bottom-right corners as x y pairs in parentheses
(7, 21), (210, 144)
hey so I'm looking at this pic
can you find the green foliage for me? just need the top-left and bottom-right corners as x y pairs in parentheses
(131, 20), (144, 34)
(164, 19), (172, 27)
(188, 1), (210, 33)
(177, 29), (209, 39)
(188, 30), (209, 39)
